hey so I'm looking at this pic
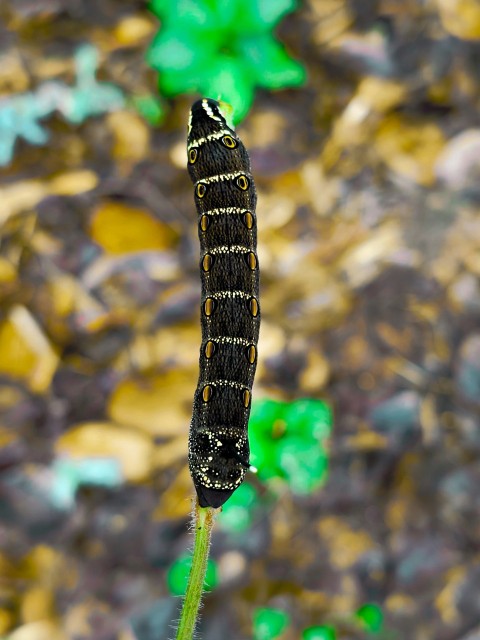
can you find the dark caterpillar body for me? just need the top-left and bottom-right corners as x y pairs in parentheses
(187, 98), (260, 508)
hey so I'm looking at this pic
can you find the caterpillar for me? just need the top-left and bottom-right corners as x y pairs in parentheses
(187, 98), (260, 509)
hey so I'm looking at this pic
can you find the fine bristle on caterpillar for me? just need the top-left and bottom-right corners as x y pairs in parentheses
(187, 98), (260, 509)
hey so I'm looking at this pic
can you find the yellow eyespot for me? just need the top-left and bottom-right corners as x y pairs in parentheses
(236, 175), (249, 191)
(243, 211), (254, 229)
(188, 148), (198, 164)
(243, 389), (251, 408)
(196, 183), (207, 198)
(246, 344), (256, 364)
(205, 340), (216, 358)
(247, 252), (257, 270)
(202, 385), (213, 402)
(222, 135), (237, 149)
(204, 297), (215, 316)
(200, 214), (209, 231)
(248, 297), (259, 317)
(202, 253), (213, 272)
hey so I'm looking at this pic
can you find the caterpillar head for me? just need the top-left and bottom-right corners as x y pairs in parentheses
(188, 98), (230, 139)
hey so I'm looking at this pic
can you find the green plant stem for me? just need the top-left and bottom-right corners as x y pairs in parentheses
(176, 501), (216, 640)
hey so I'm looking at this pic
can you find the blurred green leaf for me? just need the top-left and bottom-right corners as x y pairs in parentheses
(132, 95), (165, 125)
(239, 35), (306, 89)
(249, 398), (333, 495)
(277, 436), (329, 494)
(218, 482), (259, 533)
(253, 607), (290, 640)
(240, 0), (298, 32)
(355, 603), (384, 633)
(302, 625), (337, 640)
(146, 0), (305, 123)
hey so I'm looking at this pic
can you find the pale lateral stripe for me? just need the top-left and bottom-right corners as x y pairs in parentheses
(188, 130), (237, 150)
(206, 336), (251, 346)
(200, 207), (250, 216)
(195, 171), (250, 186)
(211, 290), (250, 300)
(208, 245), (250, 255)
(202, 99), (223, 122)
(203, 379), (250, 391)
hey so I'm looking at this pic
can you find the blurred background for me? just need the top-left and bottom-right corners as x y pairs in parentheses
(1, 1), (480, 639)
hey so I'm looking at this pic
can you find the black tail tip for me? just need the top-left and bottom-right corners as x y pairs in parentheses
(196, 485), (235, 509)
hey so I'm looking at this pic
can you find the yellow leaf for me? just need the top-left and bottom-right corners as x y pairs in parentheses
(108, 370), (194, 437)
(21, 587), (55, 624)
(20, 545), (65, 583)
(90, 201), (177, 254)
(47, 275), (77, 318)
(310, 0), (353, 46)
(437, 0), (480, 39)
(345, 431), (387, 450)
(9, 621), (65, 640)
(356, 77), (407, 113)
(339, 222), (402, 287)
(64, 600), (110, 639)
(0, 306), (58, 393)
(107, 111), (150, 164)
(0, 427), (15, 448)
(49, 170), (98, 196)
(299, 349), (330, 392)
(56, 422), (154, 482)
(0, 257), (16, 284)
(0, 50), (30, 93)
(317, 517), (377, 570)
(385, 593), (416, 615)
(114, 15), (155, 45)
(375, 114), (446, 185)
(153, 465), (192, 519)
(0, 609), (13, 635)
(0, 180), (46, 225)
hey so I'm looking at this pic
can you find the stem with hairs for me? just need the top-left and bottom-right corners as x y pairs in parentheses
(175, 501), (216, 640)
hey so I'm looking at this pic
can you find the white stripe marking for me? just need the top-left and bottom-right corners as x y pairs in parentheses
(202, 99), (223, 122)
(195, 172), (250, 186)
(206, 337), (251, 346)
(188, 130), (237, 150)
(203, 379), (250, 391)
(208, 245), (251, 255)
(211, 290), (250, 300)
(200, 207), (251, 216)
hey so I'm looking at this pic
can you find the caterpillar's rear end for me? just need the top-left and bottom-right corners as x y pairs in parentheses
(187, 98), (260, 508)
